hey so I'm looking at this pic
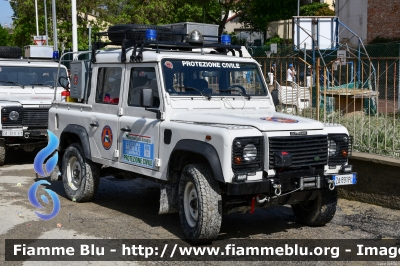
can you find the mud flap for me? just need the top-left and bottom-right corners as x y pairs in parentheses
(49, 165), (61, 181)
(158, 183), (179, 214)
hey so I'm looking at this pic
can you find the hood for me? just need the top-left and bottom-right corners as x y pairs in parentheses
(171, 111), (324, 131)
(0, 94), (53, 105)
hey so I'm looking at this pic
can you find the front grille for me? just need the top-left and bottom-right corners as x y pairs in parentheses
(269, 135), (328, 169)
(1, 107), (48, 128)
(23, 108), (49, 127)
(232, 137), (264, 173)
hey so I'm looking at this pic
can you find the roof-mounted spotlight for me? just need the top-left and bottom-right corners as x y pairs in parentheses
(186, 30), (203, 44)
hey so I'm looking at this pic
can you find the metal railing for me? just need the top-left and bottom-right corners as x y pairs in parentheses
(255, 56), (400, 158)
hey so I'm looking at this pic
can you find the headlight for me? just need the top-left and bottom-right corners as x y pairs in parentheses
(243, 144), (257, 162)
(328, 134), (352, 166)
(9, 111), (20, 121)
(232, 137), (264, 173)
(328, 139), (337, 156)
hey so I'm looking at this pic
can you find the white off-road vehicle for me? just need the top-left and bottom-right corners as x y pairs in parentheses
(0, 46), (67, 165)
(48, 23), (357, 242)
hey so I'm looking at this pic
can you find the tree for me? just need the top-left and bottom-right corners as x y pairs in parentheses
(235, 0), (335, 42)
(101, 0), (236, 36)
(198, 0), (239, 36)
(10, 0), (311, 49)
(8, 0), (37, 47)
(10, 0), (108, 50)
(235, 0), (298, 41)
(100, 0), (178, 25)
(300, 3), (334, 16)
(52, 0), (108, 51)
(0, 25), (11, 46)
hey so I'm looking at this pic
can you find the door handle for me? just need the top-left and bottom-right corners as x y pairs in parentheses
(120, 126), (131, 132)
(90, 121), (99, 127)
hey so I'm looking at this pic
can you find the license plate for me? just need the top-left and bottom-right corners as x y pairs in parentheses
(332, 174), (356, 186)
(2, 130), (23, 136)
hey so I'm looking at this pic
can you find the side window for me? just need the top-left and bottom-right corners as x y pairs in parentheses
(95, 67), (122, 104)
(128, 67), (159, 108)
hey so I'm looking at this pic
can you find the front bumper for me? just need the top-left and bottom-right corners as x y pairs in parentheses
(227, 171), (357, 195)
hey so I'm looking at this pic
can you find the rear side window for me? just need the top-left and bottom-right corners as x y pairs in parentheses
(95, 67), (122, 104)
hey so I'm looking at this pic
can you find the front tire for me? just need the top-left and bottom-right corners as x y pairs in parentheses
(291, 189), (337, 226)
(62, 143), (100, 202)
(0, 139), (6, 166)
(178, 164), (222, 243)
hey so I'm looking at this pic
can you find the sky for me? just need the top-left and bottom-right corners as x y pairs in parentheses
(0, 1), (14, 28)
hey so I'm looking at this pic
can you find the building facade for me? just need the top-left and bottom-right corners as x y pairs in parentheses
(336, 0), (400, 44)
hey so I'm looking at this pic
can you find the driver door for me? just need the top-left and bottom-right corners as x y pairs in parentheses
(118, 64), (161, 171)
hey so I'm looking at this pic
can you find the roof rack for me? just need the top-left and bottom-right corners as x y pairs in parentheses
(92, 29), (243, 63)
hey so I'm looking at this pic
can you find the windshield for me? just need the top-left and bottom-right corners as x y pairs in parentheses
(162, 59), (268, 97)
(0, 66), (67, 87)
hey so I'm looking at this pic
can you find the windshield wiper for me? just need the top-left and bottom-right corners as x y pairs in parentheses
(0, 80), (25, 88)
(218, 88), (251, 100)
(181, 86), (212, 100)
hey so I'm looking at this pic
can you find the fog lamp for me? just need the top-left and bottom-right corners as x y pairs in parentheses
(236, 174), (247, 181)
(341, 165), (352, 173)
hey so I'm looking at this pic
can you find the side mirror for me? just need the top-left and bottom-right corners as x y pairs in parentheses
(140, 88), (153, 107)
(58, 76), (69, 89)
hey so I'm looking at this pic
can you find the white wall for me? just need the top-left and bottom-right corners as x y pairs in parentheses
(267, 19), (292, 40)
(324, 0), (334, 10)
(335, 0), (368, 44)
(224, 18), (263, 46)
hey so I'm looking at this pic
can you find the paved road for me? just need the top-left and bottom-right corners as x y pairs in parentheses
(1, 150), (400, 265)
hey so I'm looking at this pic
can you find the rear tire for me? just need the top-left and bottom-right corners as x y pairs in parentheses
(62, 143), (100, 202)
(108, 24), (172, 42)
(178, 164), (222, 243)
(291, 189), (337, 226)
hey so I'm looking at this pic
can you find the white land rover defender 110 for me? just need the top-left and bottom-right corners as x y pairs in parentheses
(48, 23), (357, 242)
(0, 46), (67, 165)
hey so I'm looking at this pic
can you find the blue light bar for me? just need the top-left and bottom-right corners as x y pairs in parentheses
(221, 34), (231, 45)
(146, 29), (157, 41)
(52, 51), (59, 60)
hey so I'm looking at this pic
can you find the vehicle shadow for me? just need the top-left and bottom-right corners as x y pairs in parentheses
(4, 147), (42, 166)
(50, 176), (306, 241)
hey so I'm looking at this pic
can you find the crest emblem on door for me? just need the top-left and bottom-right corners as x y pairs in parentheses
(101, 125), (113, 150)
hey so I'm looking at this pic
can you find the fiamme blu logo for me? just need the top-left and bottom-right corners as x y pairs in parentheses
(29, 130), (60, 220)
